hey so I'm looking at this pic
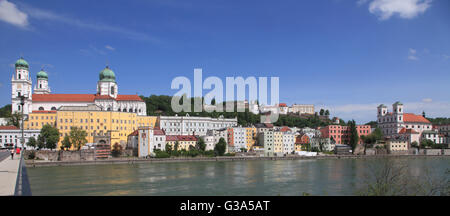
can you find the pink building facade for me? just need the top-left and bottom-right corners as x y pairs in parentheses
(320, 125), (371, 144)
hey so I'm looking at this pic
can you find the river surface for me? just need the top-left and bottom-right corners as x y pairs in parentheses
(27, 157), (449, 195)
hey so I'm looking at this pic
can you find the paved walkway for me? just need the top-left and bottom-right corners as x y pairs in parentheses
(0, 153), (21, 196)
(0, 151), (9, 162)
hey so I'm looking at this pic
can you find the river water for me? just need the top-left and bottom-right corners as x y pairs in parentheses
(27, 157), (449, 196)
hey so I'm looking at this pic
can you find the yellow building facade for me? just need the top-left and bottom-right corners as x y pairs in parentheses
(165, 135), (198, 151)
(274, 131), (283, 153)
(25, 111), (57, 130)
(24, 109), (158, 150)
(245, 127), (257, 150)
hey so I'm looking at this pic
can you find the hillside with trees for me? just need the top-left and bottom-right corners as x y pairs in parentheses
(140, 95), (350, 128)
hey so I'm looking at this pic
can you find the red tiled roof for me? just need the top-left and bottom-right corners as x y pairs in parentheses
(116, 95), (143, 101)
(166, 135), (198, 142)
(279, 103), (287, 107)
(0, 126), (19, 130)
(264, 123), (274, 128)
(280, 126), (291, 132)
(295, 134), (309, 144)
(403, 113), (431, 124)
(33, 94), (95, 102)
(128, 130), (139, 137)
(94, 95), (115, 100)
(154, 129), (165, 135)
(398, 128), (419, 134)
(32, 94), (143, 102)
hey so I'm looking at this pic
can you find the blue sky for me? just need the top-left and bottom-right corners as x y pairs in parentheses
(0, 0), (449, 123)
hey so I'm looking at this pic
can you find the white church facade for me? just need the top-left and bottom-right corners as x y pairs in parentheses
(11, 57), (146, 116)
(377, 102), (432, 139)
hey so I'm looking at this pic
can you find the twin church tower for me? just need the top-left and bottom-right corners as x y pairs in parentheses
(11, 57), (48, 115)
(10, 57), (145, 116)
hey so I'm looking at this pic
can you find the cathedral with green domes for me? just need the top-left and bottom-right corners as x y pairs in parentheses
(11, 57), (146, 116)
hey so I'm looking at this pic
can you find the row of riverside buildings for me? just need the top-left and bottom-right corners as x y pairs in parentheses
(1, 58), (449, 156)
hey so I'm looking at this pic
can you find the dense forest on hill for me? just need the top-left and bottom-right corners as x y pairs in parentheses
(427, 117), (450, 125)
(0, 104), (11, 118)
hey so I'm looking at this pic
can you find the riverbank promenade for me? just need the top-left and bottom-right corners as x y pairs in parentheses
(0, 151), (20, 196)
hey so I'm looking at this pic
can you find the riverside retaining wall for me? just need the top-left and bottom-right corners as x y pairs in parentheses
(24, 150), (95, 161)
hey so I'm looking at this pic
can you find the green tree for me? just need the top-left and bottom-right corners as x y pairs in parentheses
(319, 109), (325, 116)
(372, 128), (384, 141)
(39, 124), (60, 150)
(0, 104), (12, 119)
(154, 149), (170, 158)
(69, 127), (88, 150)
(196, 137), (206, 152)
(111, 142), (123, 157)
(214, 138), (227, 156)
(7, 112), (22, 128)
(165, 143), (173, 155)
(37, 134), (45, 150)
(420, 139), (434, 148)
(61, 135), (72, 151)
(26, 137), (37, 149)
(174, 141), (179, 152)
(348, 120), (359, 153)
(324, 110), (330, 116)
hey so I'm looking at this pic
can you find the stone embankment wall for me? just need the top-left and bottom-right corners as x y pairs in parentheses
(24, 150), (96, 161)
(23, 149), (135, 162)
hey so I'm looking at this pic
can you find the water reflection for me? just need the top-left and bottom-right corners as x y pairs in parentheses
(27, 157), (450, 196)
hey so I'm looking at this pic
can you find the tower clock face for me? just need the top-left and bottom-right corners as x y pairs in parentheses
(17, 84), (22, 89)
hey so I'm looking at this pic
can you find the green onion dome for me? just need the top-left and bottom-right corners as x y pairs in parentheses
(15, 57), (29, 68)
(99, 66), (116, 82)
(37, 70), (48, 80)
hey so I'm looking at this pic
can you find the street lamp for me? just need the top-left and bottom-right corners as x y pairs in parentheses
(19, 95), (26, 151)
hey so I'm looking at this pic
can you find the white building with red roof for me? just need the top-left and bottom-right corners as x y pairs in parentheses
(11, 58), (146, 116)
(136, 127), (167, 157)
(377, 102), (432, 140)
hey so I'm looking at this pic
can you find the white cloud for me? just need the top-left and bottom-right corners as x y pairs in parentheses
(422, 98), (432, 103)
(408, 55), (418, 61)
(105, 45), (115, 51)
(14, 3), (157, 42)
(80, 45), (107, 56)
(0, 0), (29, 28)
(408, 48), (419, 60)
(368, 0), (432, 20)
